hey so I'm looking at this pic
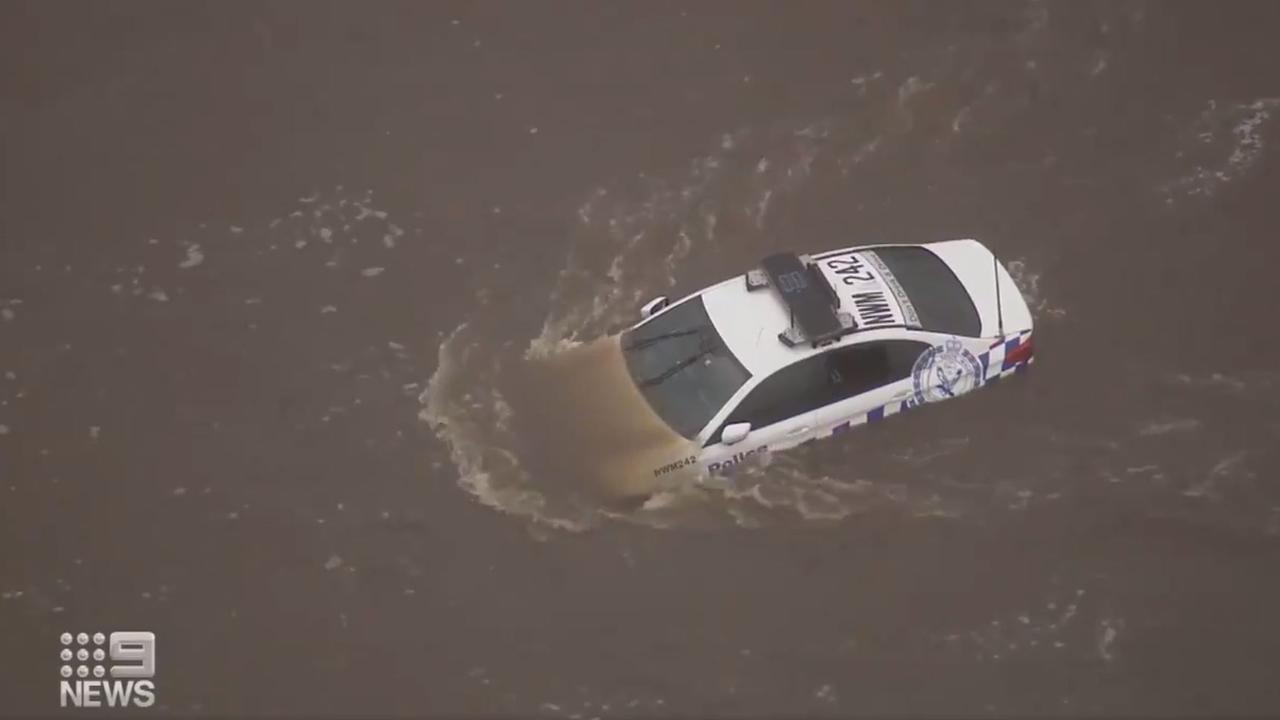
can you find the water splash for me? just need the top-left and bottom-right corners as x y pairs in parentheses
(1005, 258), (1067, 320)
(1164, 98), (1280, 199)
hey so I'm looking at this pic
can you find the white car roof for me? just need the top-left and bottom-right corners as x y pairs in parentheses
(684, 239), (1031, 377)
(700, 269), (922, 377)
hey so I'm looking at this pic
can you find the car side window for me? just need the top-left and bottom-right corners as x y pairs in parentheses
(710, 354), (830, 443)
(824, 340), (931, 405)
(708, 340), (932, 445)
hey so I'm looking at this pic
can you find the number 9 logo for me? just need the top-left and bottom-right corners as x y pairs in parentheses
(109, 632), (156, 679)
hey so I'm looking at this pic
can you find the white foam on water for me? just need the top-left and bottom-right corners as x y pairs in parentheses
(1226, 100), (1277, 171)
(419, 324), (594, 532)
(1162, 370), (1279, 395)
(1137, 418), (1201, 436)
(0, 298), (21, 322)
(753, 188), (772, 228)
(897, 75), (933, 107)
(524, 135), (740, 359)
(110, 187), (413, 310)
(1164, 98), (1280, 199)
(1018, 0), (1050, 48)
(178, 243), (204, 269)
(524, 334), (583, 360)
(1089, 51), (1108, 77)
(943, 586), (1110, 662)
(1182, 451), (1249, 500)
(891, 436), (971, 465)
(1005, 258), (1066, 320)
(836, 135), (881, 178)
(1096, 618), (1121, 662)
(848, 70), (883, 90)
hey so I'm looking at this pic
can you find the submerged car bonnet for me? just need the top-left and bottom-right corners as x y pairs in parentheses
(527, 335), (699, 498)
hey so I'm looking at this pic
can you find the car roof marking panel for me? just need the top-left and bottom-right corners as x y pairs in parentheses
(759, 252), (843, 342)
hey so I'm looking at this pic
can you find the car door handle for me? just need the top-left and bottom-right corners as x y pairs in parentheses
(788, 426), (811, 436)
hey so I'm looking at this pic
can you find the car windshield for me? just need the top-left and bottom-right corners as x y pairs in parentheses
(621, 296), (751, 439)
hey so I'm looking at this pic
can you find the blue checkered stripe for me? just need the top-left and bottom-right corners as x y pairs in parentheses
(826, 330), (1033, 438)
(982, 329), (1035, 384)
(830, 402), (904, 436)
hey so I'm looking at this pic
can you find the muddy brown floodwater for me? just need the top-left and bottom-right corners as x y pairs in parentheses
(3, 1), (1280, 717)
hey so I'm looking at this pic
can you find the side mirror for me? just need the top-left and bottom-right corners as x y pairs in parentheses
(721, 422), (751, 446)
(640, 296), (669, 320)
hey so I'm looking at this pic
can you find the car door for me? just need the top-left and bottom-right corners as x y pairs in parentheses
(701, 353), (831, 464)
(810, 339), (932, 435)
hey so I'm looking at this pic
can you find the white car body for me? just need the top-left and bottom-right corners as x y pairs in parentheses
(626, 239), (1035, 483)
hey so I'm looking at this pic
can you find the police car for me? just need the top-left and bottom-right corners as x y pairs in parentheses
(625, 239), (1034, 482)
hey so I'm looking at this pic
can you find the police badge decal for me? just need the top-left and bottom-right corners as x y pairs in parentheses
(911, 339), (984, 404)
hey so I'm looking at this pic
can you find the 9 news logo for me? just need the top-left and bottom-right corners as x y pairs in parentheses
(58, 631), (156, 709)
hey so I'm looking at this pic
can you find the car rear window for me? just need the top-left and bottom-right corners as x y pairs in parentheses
(870, 247), (981, 336)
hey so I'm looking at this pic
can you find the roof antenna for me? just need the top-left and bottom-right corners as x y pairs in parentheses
(993, 250), (1005, 340)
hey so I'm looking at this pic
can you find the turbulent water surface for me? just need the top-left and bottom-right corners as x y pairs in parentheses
(3, 2), (1280, 716)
